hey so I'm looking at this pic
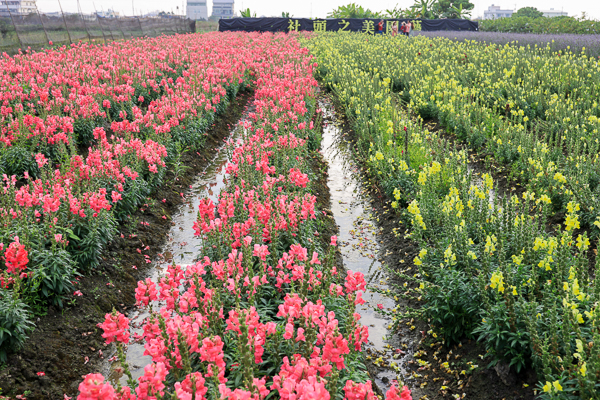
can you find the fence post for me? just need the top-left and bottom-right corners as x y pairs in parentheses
(57, 0), (73, 44)
(404, 125), (410, 169)
(34, 3), (50, 45)
(136, 16), (144, 37)
(92, 3), (110, 44)
(391, 94), (410, 169)
(77, 0), (92, 43)
(97, 16), (109, 43)
(4, 2), (23, 50)
(152, 18), (163, 37)
(104, 17), (115, 42)
(115, 16), (127, 39)
(151, 18), (158, 37)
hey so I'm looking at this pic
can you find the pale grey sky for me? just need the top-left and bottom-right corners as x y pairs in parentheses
(36, 0), (600, 20)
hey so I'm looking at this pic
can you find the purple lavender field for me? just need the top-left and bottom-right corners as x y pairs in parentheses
(415, 31), (600, 58)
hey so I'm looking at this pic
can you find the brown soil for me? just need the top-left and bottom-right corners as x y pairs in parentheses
(0, 90), (254, 400)
(327, 93), (539, 400)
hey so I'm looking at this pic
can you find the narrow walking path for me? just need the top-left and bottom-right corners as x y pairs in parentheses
(104, 103), (255, 385)
(320, 96), (410, 394)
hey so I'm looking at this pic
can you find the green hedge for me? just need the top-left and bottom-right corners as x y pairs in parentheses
(480, 16), (600, 34)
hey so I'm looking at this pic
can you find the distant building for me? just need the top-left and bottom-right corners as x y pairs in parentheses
(483, 4), (514, 19)
(96, 9), (120, 18)
(187, 1), (208, 20)
(0, 0), (37, 16)
(540, 8), (567, 17)
(212, 0), (234, 19)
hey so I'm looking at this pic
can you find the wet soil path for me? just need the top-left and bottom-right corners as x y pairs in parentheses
(102, 103), (254, 385)
(321, 93), (539, 400)
(320, 97), (411, 394)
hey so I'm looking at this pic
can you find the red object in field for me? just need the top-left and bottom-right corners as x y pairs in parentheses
(4, 237), (28, 275)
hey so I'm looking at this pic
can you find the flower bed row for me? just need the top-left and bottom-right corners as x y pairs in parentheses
(77, 33), (411, 400)
(308, 32), (600, 399)
(311, 32), (600, 239)
(0, 32), (266, 361)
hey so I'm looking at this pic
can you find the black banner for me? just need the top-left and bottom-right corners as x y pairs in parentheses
(218, 18), (478, 33)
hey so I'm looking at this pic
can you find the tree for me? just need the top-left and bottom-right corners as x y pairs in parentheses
(239, 8), (256, 18)
(0, 19), (15, 39)
(437, 0), (474, 19)
(513, 7), (543, 18)
(281, 12), (292, 18)
(384, 4), (410, 18)
(409, 0), (441, 19)
(327, 3), (382, 19)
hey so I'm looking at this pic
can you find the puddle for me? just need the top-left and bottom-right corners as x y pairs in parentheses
(103, 103), (254, 385)
(467, 164), (499, 206)
(103, 95), (410, 391)
(317, 97), (521, 396)
(320, 98), (408, 392)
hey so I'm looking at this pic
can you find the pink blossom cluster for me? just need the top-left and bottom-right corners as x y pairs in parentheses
(0, 35), (250, 147)
(0, 236), (29, 287)
(0, 32), (263, 289)
(78, 32), (412, 400)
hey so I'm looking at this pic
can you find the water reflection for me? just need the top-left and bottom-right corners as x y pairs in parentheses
(103, 104), (253, 384)
(320, 97), (406, 392)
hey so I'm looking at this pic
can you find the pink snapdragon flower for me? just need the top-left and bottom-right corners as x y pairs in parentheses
(99, 311), (130, 344)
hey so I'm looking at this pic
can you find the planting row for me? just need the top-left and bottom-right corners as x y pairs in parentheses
(317, 32), (600, 238)
(0, 32), (263, 361)
(308, 32), (600, 399)
(76, 33), (411, 400)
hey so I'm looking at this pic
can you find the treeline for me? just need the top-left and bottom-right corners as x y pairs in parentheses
(481, 16), (600, 34)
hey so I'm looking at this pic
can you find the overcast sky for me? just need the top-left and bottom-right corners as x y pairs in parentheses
(36, 0), (599, 20)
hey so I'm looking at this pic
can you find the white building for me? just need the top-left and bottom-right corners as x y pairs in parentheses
(212, 0), (234, 19)
(96, 9), (120, 18)
(187, 1), (208, 20)
(540, 8), (567, 17)
(483, 4), (514, 19)
(0, 0), (37, 16)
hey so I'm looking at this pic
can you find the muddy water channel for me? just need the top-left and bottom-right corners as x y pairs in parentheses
(103, 98), (409, 391)
(320, 98), (412, 393)
(103, 107), (252, 385)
